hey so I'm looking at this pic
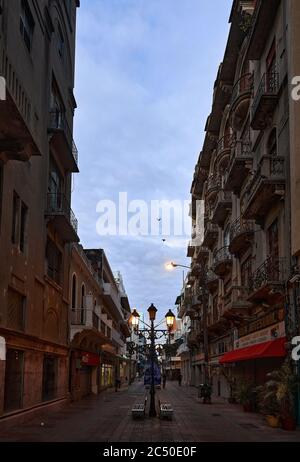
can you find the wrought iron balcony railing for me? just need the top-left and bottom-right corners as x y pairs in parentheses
(46, 193), (78, 234)
(213, 246), (232, 265)
(231, 73), (253, 106)
(49, 110), (79, 167)
(251, 72), (279, 118)
(248, 256), (287, 293)
(216, 133), (236, 157)
(206, 174), (221, 195)
(230, 217), (254, 243)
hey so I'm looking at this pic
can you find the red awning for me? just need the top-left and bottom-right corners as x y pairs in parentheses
(219, 337), (287, 364)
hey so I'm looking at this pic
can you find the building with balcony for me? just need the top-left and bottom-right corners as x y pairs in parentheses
(183, 0), (297, 401)
(0, 0), (80, 418)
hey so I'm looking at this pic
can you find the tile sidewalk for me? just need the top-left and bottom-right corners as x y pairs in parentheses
(0, 380), (299, 442)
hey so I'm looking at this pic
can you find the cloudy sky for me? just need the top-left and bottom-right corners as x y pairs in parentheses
(72, 0), (232, 321)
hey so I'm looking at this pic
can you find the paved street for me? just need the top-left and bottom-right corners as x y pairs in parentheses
(0, 381), (299, 442)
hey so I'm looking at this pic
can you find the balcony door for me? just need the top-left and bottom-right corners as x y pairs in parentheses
(48, 156), (64, 211)
(267, 219), (279, 259)
(266, 40), (277, 92)
(267, 219), (280, 281)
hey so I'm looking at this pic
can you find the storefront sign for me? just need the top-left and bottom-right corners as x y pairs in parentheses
(81, 352), (100, 366)
(234, 321), (285, 350)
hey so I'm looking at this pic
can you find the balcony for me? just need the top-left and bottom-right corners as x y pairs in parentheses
(229, 217), (254, 256)
(223, 286), (252, 315)
(196, 245), (209, 264)
(224, 140), (253, 195)
(190, 263), (206, 283)
(0, 53), (41, 162)
(103, 282), (124, 321)
(230, 74), (253, 131)
(212, 246), (233, 277)
(251, 73), (279, 130)
(206, 270), (219, 294)
(211, 190), (232, 226)
(248, 256), (287, 303)
(247, 0), (281, 60)
(187, 330), (201, 349)
(48, 110), (79, 173)
(206, 174), (221, 199)
(112, 329), (125, 347)
(241, 156), (285, 224)
(187, 240), (195, 258)
(203, 221), (218, 250)
(45, 193), (79, 243)
(216, 134), (236, 171)
(70, 306), (112, 346)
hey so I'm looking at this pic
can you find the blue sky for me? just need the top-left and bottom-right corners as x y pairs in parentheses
(72, 0), (232, 320)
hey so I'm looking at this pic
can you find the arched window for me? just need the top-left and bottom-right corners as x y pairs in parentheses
(224, 225), (230, 247)
(267, 128), (277, 157)
(81, 284), (85, 309)
(71, 274), (77, 310)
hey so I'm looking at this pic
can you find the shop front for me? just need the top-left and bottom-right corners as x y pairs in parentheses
(219, 322), (287, 389)
(70, 350), (100, 400)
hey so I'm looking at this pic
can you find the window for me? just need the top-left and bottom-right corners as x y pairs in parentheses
(80, 284), (85, 324)
(20, 0), (34, 51)
(20, 202), (28, 253)
(71, 274), (77, 309)
(267, 128), (277, 157)
(267, 219), (279, 259)
(241, 257), (252, 287)
(11, 192), (28, 253)
(224, 225), (230, 247)
(7, 288), (26, 331)
(46, 239), (62, 285)
(11, 192), (19, 245)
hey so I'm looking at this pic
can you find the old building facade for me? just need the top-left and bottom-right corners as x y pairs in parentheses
(181, 0), (300, 404)
(69, 246), (131, 401)
(0, 0), (80, 417)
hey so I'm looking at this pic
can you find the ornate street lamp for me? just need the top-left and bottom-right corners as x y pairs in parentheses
(130, 305), (177, 417)
(165, 309), (175, 331)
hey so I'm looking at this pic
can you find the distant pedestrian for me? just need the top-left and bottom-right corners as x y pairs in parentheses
(162, 372), (167, 389)
(178, 373), (182, 386)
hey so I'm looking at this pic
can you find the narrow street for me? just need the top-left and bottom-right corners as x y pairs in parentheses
(0, 382), (299, 443)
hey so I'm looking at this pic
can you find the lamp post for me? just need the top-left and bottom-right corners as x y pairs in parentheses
(130, 305), (175, 417)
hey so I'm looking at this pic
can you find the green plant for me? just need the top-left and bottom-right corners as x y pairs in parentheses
(265, 362), (298, 420)
(256, 383), (280, 417)
(235, 380), (256, 407)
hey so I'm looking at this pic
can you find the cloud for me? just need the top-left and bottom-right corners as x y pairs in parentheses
(72, 0), (231, 318)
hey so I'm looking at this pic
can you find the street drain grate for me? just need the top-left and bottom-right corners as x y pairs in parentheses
(239, 423), (259, 429)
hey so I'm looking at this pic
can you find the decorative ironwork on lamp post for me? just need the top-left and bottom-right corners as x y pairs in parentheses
(129, 305), (175, 417)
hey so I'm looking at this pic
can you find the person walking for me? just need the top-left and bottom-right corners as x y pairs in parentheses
(178, 373), (182, 387)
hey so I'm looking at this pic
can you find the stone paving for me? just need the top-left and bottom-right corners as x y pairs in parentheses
(0, 380), (300, 442)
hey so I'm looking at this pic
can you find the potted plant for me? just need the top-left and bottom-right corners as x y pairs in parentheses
(256, 383), (280, 428)
(235, 380), (256, 412)
(266, 362), (298, 431)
